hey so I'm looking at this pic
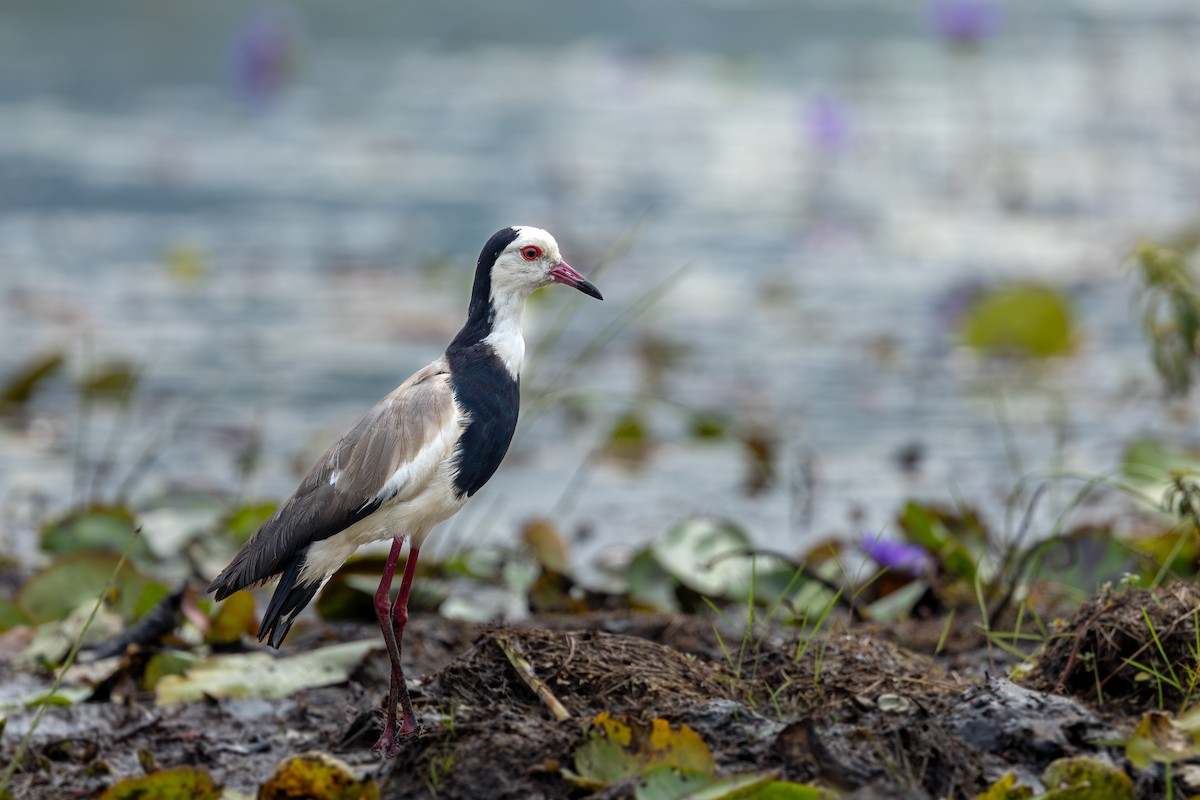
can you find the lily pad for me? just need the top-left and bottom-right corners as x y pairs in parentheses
(960, 283), (1075, 358)
(80, 360), (139, 403)
(652, 517), (782, 599)
(17, 552), (155, 624)
(40, 506), (149, 560)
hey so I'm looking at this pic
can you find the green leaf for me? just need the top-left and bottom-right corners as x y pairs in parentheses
(142, 650), (201, 692)
(960, 283), (1075, 358)
(0, 351), (64, 411)
(605, 410), (653, 466)
(567, 713), (716, 789)
(898, 502), (979, 582)
(0, 598), (30, 632)
(17, 552), (153, 624)
(625, 548), (681, 612)
(634, 768), (822, 800)
(652, 517), (781, 599)
(688, 411), (730, 441)
(223, 502), (278, 545)
(80, 360), (139, 403)
(1041, 756), (1133, 799)
(40, 506), (150, 560)
(974, 773), (1034, 800)
(98, 766), (221, 800)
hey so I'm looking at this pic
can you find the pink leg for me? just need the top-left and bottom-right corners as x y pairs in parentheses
(371, 537), (405, 756)
(385, 545), (421, 755)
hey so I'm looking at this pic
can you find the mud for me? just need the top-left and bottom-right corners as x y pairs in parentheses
(1, 602), (1182, 799)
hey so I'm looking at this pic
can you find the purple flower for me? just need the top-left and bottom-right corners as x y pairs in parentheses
(925, 0), (1001, 47)
(229, 6), (301, 109)
(804, 93), (853, 154)
(860, 533), (934, 575)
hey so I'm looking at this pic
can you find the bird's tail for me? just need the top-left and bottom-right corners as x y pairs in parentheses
(257, 553), (322, 647)
(207, 545), (321, 649)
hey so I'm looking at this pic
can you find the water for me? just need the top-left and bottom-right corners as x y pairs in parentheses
(1, 1), (1198, 575)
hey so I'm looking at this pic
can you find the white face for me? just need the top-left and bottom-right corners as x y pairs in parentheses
(489, 226), (563, 298)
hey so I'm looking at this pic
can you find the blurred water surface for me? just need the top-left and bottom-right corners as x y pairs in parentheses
(2, 0), (1198, 573)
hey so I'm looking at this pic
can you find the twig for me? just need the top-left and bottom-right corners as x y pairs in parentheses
(494, 633), (571, 722)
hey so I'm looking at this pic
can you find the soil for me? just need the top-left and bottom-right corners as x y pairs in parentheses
(3, 594), (1192, 799)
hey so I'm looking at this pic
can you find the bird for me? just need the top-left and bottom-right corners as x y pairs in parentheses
(207, 226), (602, 757)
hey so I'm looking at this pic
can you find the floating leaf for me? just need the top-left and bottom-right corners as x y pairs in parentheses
(688, 410), (730, 441)
(0, 351), (64, 411)
(960, 283), (1074, 358)
(1041, 756), (1133, 799)
(522, 518), (571, 575)
(604, 410), (653, 467)
(98, 766), (221, 800)
(259, 751), (379, 800)
(80, 361), (139, 403)
(625, 548), (680, 612)
(40, 506), (149, 560)
(17, 552), (154, 624)
(652, 517), (782, 600)
(155, 640), (377, 704)
(163, 244), (208, 283)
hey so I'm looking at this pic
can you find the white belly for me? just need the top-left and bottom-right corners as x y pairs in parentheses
(298, 465), (467, 584)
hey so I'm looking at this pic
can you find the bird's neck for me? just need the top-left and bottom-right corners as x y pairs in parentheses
(448, 288), (527, 381)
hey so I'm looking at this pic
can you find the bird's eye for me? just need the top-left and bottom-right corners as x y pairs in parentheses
(520, 245), (542, 262)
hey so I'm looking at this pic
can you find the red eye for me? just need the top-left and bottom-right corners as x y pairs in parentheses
(520, 245), (542, 262)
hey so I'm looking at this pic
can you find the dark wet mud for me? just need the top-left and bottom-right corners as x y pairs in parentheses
(6, 595), (1187, 800)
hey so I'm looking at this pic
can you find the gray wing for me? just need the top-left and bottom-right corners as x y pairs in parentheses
(208, 360), (460, 600)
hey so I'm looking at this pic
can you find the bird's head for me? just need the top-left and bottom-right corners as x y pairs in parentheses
(487, 226), (603, 302)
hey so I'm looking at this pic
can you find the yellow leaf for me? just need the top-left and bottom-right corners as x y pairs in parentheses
(259, 752), (379, 800)
(98, 767), (221, 800)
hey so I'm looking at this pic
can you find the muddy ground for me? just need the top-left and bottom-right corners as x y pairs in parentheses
(3, 591), (1192, 799)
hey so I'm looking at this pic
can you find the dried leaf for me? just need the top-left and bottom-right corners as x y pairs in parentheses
(155, 640), (377, 704)
(1125, 710), (1200, 769)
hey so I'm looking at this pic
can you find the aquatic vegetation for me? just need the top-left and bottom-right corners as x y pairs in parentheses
(1131, 242), (1200, 397)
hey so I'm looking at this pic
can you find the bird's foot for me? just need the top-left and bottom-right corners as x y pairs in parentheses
(372, 719), (422, 758)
